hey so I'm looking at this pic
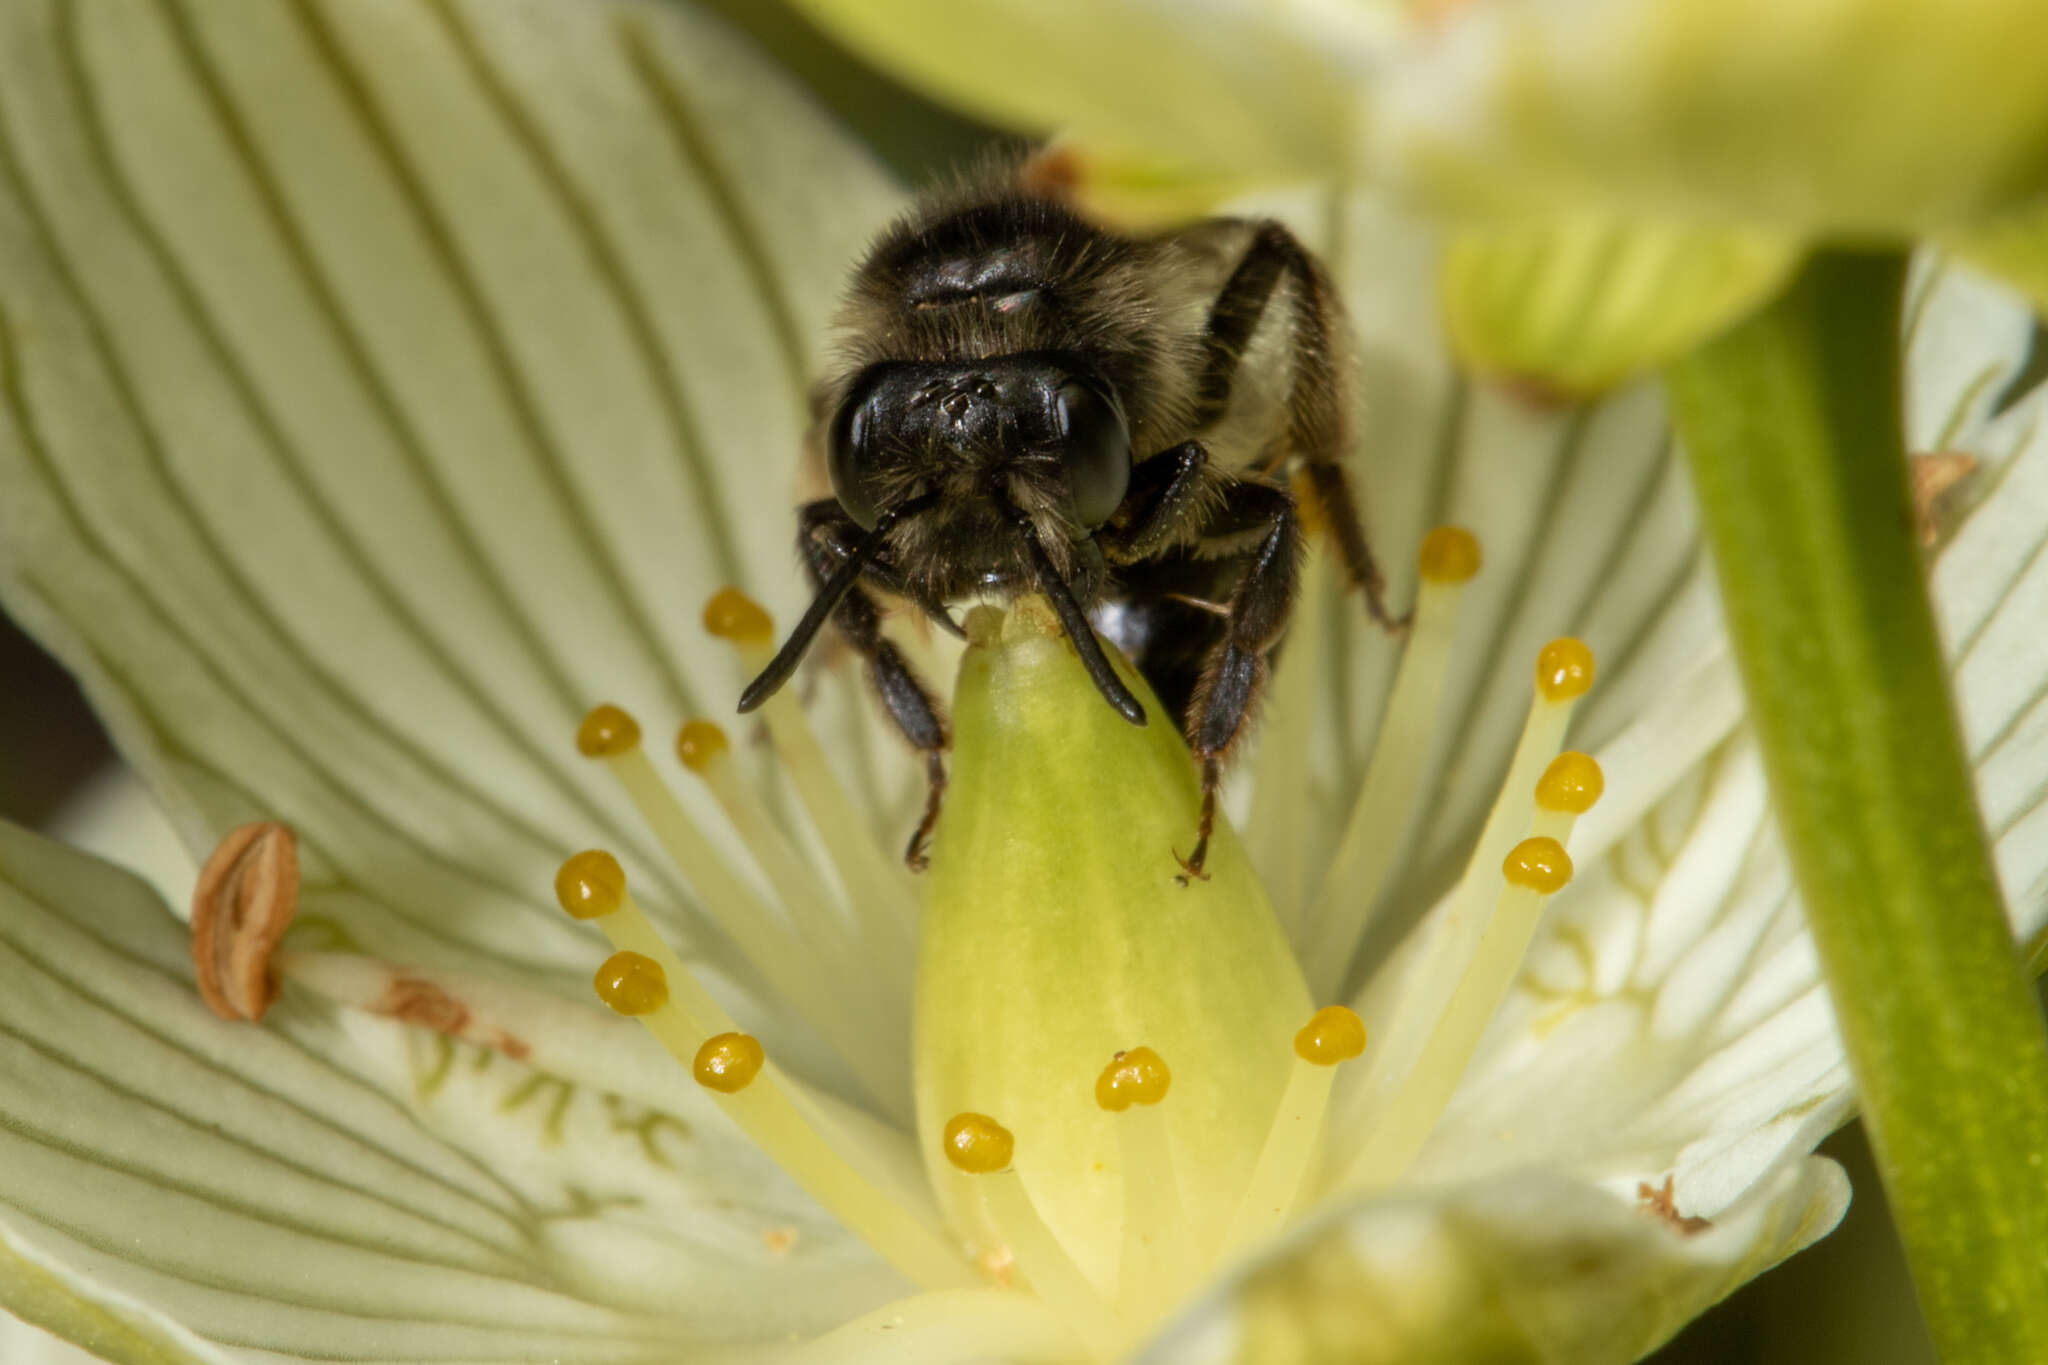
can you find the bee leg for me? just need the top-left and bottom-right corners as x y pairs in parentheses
(1104, 440), (1212, 561)
(1177, 481), (1303, 884)
(798, 500), (951, 871)
(1301, 458), (1405, 632)
(1193, 222), (1405, 632)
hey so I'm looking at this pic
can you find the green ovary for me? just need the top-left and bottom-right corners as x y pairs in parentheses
(915, 600), (1311, 1294)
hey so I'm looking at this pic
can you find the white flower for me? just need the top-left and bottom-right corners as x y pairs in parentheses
(787, 0), (2048, 391)
(0, 1), (2043, 1361)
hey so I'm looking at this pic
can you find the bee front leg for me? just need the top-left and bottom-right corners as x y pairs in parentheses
(1178, 481), (1303, 883)
(798, 500), (951, 871)
(1106, 440), (1212, 560)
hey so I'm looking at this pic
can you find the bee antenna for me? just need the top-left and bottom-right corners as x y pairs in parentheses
(738, 496), (933, 713)
(1014, 518), (1147, 727)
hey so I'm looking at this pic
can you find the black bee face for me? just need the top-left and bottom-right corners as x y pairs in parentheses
(826, 353), (1133, 589)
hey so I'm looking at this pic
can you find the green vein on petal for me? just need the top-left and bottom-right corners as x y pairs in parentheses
(1253, 191), (1729, 978)
(0, 0), (898, 999)
(0, 819), (901, 1359)
(1405, 284), (2048, 1218)
(0, 1232), (226, 1365)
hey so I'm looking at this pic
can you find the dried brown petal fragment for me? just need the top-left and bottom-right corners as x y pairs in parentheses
(369, 974), (531, 1059)
(191, 822), (299, 1022)
(376, 976), (470, 1035)
(1911, 450), (1980, 546)
(1638, 1175), (1713, 1236)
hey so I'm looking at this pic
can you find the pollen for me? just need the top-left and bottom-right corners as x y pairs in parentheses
(593, 949), (668, 1015)
(1095, 1046), (1172, 1111)
(575, 704), (642, 757)
(943, 1112), (1016, 1174)
(1293, 1005), (1368, 1065)
(1417, 526), (1482, 584)
(676, 719), (730, 771)
(703, 587), (774, 643)
(1503, 836), (1574, 894)
(554, 850), (625, 919)
(1535, 751), (1605, 814)
(693, 1031), (766, 1093)
(1535, 637), (1596, 702)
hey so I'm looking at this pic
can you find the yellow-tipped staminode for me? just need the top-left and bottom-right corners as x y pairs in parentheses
(1095, 1047), (1172, 1111)
(571, 697), (906, 1112)
(704, 588), (918, 962)
(1536, 636), (1597, 702)
(675, 719), (730, 770)
(1339, 648), (1600, 1193)
(943, 1113), (1015, 1175)
(1304, 527), (1484, 996)
(1536, 751), (1605, 814)
(1097, 1046), (1195, 1323)
(702, 586), (774, 643)
(694, 1032), (766, 1093)
(593, 950), (668, 1016)
(576, 704), (642, 757)
(554, 850), (625, 920)
(1416, 525), (1482, 584)
(564, 862), (972, 1291)
(1503, 836), (1574, 894)
(1220, 1004), (1370, 1259)
(1294, 1005), (1367, 1066)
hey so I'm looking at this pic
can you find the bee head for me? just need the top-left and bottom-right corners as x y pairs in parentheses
(826, 354), (1133, 555)
(764, 352), (1145, 725)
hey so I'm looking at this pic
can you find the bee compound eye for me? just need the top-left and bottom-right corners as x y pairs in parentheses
(1054, 378), (1132, 530)
(826, 394), (883, 531)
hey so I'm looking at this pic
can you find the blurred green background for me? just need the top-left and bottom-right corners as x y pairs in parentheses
(0, 2), (1959, 1360)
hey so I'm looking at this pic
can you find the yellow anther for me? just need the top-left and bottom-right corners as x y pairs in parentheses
(1535, 637), (1596, 702)
(1094, 1046), (1172, 1112)
(575, 704), (641, 757)
(554, 850), (625, 920)
(1293, 1005), (1368, 1066)
(942, 1112), (1016, 1174)
(593, 950), (668, 1016)
(1536, 751), (1605, 814)
(703, 587), (774, 643)
(676, 719), (730, 771)
(1503, 836), (1574, 894)
(693, 1031), (766, 1093)
(1417, 526), (1482, 584)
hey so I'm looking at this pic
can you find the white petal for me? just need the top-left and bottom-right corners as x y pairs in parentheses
(1935, 381), (2048, 951)
(1903, 254), (2039, 454)
(1, 1233), (229, 1365)
(772, 1289), (1074, 1364)
(0, 0), (898, 995)
(785, 0), (1395, 182)
(1137, 1157), (1847, 1365)
(0, 820), (899, 1361)
(1367, 0), (2048, 234)
(1284, 193), (1724, 959)
(1410, 313), (2048, 1212)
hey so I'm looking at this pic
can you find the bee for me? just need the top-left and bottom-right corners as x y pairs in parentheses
(740, 164), (1399, 880)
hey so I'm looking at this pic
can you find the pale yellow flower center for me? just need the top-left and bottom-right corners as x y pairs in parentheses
(543, 525), (1606, 1358)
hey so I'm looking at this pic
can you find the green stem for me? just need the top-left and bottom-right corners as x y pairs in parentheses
(1667, 250), (2048, 1363)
